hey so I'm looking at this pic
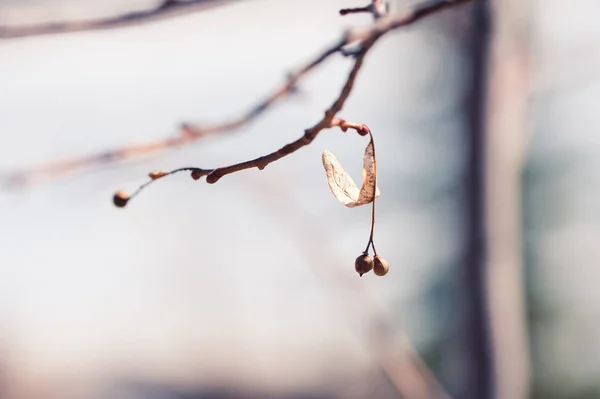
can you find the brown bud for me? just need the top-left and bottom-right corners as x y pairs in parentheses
(149, 171), (167, 180)
(113, 190), (129, 208)
(357, 124), (370, 136)
(206, 171), (220, 184)
(190, 170), (203, 180)
(355, 253), (373, 277)
(373, 255), (389, 276)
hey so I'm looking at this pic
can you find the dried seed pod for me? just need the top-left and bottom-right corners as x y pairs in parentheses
(113, 190), (129, 208)
(373, 255), (389, 276)
(355, 253), (374, 277)
(322, 141), (380, 208)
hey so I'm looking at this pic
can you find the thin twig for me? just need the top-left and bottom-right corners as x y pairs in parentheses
(340, 0), (390, 19)
(365, 128), (378, 256)
(340, 6), (372, 16)
(2, 0), (473, 192)
(0, 0), (242, 39)
(204, 49), (367, 184)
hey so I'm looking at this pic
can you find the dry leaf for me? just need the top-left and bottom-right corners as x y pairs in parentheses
(322, 141), (380, 208)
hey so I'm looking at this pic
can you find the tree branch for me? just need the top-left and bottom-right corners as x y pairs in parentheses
(2, 2), (476, 397)
(0, 0), (243, 39)
(3, 0), (473, 192)
(204, 50), (366, 185)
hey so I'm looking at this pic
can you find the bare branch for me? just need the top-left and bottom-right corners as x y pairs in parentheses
(0, 0), (242, 39)
(203, 51), (367, 185)
(3, 3), (474, 396)
(113, 116), (369, 207)
(3, 0), (473, 194)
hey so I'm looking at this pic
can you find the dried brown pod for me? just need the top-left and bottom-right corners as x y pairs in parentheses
(113, 190), (129, 208)
(355, 253), (374, 277)
(373, 255), (389, 276)
(322, 141), (380, 208)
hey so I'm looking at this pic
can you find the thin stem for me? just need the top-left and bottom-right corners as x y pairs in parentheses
(127, 166), (211, 201)
(363, 128), (378, 256)
(340, 6), (372, 16)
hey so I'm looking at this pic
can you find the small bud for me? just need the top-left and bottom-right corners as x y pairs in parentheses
(149, 171), (167, 180)
(373, 255), (389, 276)
(190, 170), (203, 180)
(357, 125), (370, 136)
(113, 190), (129, 208)
(206, 171), (220, 184)
(355, 253), (373, 277)
(256, 161), (268, 171)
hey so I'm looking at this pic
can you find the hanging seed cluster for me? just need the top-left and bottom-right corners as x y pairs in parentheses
(321, 122), (391, 277)
(355, 253), (389, 277)
(111, 120), (391, 277)
(356, 250), (391, 278)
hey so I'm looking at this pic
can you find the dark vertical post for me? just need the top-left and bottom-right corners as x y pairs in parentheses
(461, 1), (494, 399)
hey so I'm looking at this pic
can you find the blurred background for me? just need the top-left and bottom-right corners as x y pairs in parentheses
(0, 0), (599, 398)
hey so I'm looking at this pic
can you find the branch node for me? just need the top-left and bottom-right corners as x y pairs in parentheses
(190, 169), (206, 180)
(358, 124), (371, 136)
(324, 109), (337, 121)
(301, 129), (314, 144)
(256, 158), (269, 170)
(206, 170), (221, 184)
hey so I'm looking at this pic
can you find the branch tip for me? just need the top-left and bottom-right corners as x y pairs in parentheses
(113, 191), (130, 208)
(206, 171), (220, 184)
(339, 6), (371, 16)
